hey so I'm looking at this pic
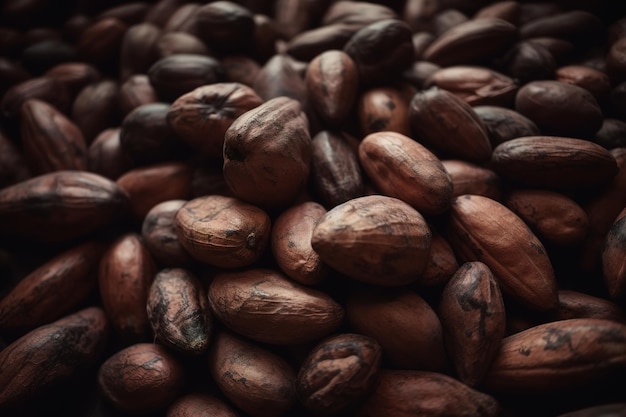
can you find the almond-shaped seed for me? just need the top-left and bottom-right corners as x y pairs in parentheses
(0, 307), (109, 411)
(98, 232), (156, 343)
(141, 199), (195, 268)
(422, 18), (518, 67)
(504, 188), (589, 247)
(355, 370), (500, 417)
(116, 161), (193, 220)
(490, 136), (618, 190)
(357, 86), (411, 136)
(359, 131), (453, 215)
(119, 22), (162, 81)
(311, 195), (432, 286)
(208, 267), (344, 345)
(0, 170), (130, 243)
(0, 240), (107, 331)
(223, 96), (311, 210)
(346, 288), (447, 371)
(343, 18), (414, 86)
(515, 80), (603, 138)
(208, 330), (296, 417)
(556, 65), (611, 103)
(271, 201), (329, 286)
(306, 49), (359, 126)
(552, 290), (625, 323)
(446, 194), (558, 312)
(71, 78), (121, 145)
(473, 105), (540, 147)
(439, 261), (506, 387)
(310, 130), (365, 209)
(146, 268), (212, 355)
(409, 87), (492, 163)
(87, 127), (135, 180)
(98, 342), (185, 414)
(118, 74), (158, 117)
(20, 98), (87, 174)
(174, 195), (271, 268)
(484, 318), (626, 394)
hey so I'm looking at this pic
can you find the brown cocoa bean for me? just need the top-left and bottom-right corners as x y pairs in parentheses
(343, 18), (414, 85)
(484, 318), (626, 394)
(446, 194), (558, 312)
(141, 199), (195, 268)
(0, 170), (130, 243)
(490, 136), (618, 190)
(439, 261), (506, 387)
(409, 87), (492, 162)
(556, 65), (612, 104)
(306, 49), (359, 127)
(98, 232), (156, 343)
(119, 22), (162, 81)
(195, 1), (255, 55)
(347, 288), (447, 371)
(0, 240), (107, 331)
(146, 268), (212, 355)
(508, 189), (589, 247)
(20, 98), (87, 174)
(358, 131), (453, 215)
(355, 369), (500, 417)
(0, 307), (109, 411)
(147, 54), (224, 102)
(552, 290), (626, 323)
(87, 127), (135, 180)
(271, 201), (329, 286)
(223, 96), (311, 209)
(422, 18), (518, 67)
(208, 329), (297, 417)
(98, 342), (185, 414)
(515, 80), (604, 138)
(167, 82), (262, 158)
(357, 86), (411, 136)
(71, 78), (121, 144)
(118, 73), (158, 117)
(174, 195), (271, 268)
(208, 267), (344, 345)
(310, 130), (365, 209)
(311, 194), (432, 286)
(116, 161), (193, 220)
(472, 105), (540, 146)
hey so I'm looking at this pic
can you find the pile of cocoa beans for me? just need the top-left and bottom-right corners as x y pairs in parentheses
(2, 0), (626, 416)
